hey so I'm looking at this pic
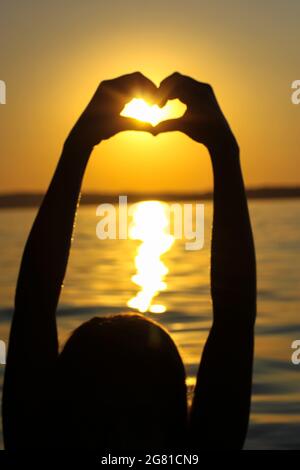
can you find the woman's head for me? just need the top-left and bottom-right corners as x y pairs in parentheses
(54, 313), (187, 449)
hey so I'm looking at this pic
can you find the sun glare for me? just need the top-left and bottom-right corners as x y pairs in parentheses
(120, 98), (186, 126)
(127, 201), (174, 313)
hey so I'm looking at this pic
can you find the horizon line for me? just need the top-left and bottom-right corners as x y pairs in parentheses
(0, 185), (300, 209)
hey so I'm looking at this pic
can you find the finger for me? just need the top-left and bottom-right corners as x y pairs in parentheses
(157, 72), (199, 106)
(116, 116), (154, 134)
(157, 72), (188, 106)
(151, 118), (183, 136)
(111, 72), (157, 104)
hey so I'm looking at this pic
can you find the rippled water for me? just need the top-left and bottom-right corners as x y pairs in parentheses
(0, 199), (300, 449)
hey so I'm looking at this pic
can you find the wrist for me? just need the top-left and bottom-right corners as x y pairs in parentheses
(65, 112), (104, 150)
(207, 131), (239, 163)
(64, 133), (96, 154)
(61, 137), (95, 172)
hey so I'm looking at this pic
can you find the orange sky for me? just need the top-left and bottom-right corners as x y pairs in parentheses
(0, 1), (300, 193)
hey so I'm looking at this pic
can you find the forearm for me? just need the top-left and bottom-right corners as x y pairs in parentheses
(189, 141), (256, 449)
(10, 140), (94, 362)
(209, 142), (256, 326)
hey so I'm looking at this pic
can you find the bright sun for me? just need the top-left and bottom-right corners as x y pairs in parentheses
(120, 98), (186, 126)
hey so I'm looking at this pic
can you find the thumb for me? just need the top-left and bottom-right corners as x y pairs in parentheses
(152, 118), (183, 136)
(117, 116), (154, 134)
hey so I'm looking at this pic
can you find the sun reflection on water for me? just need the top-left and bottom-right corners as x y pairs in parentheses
(127, 201), (174, 314)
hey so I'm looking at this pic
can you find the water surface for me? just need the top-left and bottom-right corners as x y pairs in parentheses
(0, 199), (300, 449)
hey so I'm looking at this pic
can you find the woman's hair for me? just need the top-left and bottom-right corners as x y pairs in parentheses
(52, 313), (187, 450)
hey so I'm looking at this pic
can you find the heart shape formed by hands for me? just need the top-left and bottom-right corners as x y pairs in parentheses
(120, 98), (187, 127)
(71, 72), (233, 147)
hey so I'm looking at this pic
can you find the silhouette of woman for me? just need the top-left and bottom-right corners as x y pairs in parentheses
(2, 72), (256, 450)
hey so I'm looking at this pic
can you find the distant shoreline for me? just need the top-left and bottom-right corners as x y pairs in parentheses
(0, 187), (300, 209)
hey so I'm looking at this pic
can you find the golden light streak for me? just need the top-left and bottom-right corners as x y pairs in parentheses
(127, 201), (174, 313)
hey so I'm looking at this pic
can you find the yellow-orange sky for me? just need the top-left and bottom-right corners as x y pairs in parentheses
(0, 0), (299, 193)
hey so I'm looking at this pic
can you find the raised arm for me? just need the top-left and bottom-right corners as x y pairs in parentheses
(155, 73), (256, 449)
(2, 72), (156, 449)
